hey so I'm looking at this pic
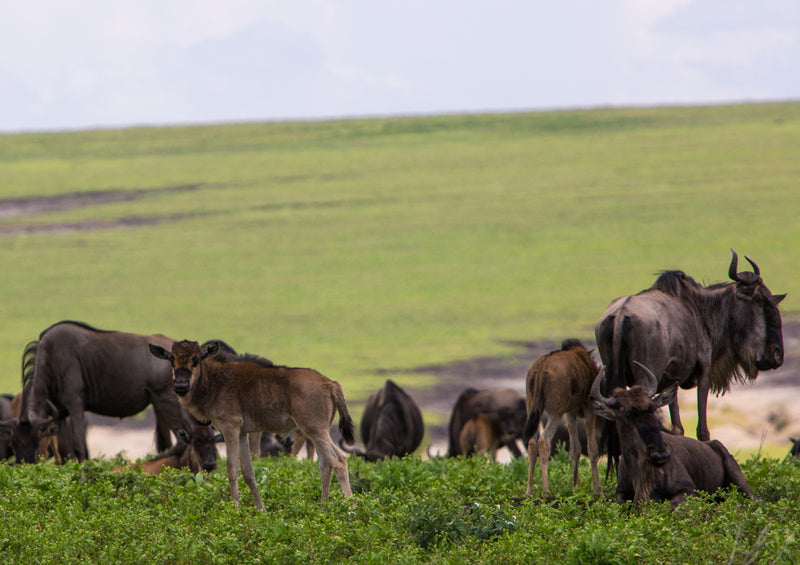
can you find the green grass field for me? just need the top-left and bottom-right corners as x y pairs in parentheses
(2, 102), (798, 400)
(2, 103), (800, 564)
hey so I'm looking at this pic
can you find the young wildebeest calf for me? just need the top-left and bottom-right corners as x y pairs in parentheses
(458, 410), (518, 459)
(149, 340), (355, 509)
(591, 362), (754, 507)
(523, 339), (602, 497)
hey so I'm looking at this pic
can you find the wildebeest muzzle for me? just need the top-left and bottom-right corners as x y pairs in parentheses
(757, 343), (783, 371)
(173, 368), (192, 396)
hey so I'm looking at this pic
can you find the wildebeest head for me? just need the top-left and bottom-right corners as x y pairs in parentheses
(727, 250), (785, 373)
(149, 340), (219, 397)
(176, 420), (219, 472)
(591, 363), (678, 467)
(0, 401), (60, 464)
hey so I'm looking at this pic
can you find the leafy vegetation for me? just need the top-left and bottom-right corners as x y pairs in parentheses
(1, 451), (799, 564)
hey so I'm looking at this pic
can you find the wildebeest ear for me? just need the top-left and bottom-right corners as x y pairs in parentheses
(773, 293), (786, 305)
(652, 383), (678, 409)
(149, 344), (173, 361)
(591, 399), (619, 421)
(201, 341), (219, 359)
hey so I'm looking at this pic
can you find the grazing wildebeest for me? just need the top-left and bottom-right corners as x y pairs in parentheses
(447, 388), (527, 458)
(149, 340), (355, 509)
(523, 339), (603, 497)
(591, 362), (754, 507)
(259, 432), (294, 457)
(458, 411), (519, 459)
(3, 321), (212, 463)
(0, 394), (14, 460)
(111, 424), (219, 475)
(596, 250), (785, 472)
(339, 379), (424, 461)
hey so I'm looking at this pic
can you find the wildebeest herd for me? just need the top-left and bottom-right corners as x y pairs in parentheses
(0, 250), (792, 509)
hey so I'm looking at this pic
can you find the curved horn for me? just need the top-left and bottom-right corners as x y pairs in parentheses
(633, 361), (659, 397)
(745, 255), (760, 277)
(337, 436), (366, 458)
(729, 249), (740, 282)
(590, 366), (611, 404)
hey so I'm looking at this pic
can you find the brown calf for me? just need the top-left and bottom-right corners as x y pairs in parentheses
(458, 412), (516, 459)
(149, 340), (355, 509)
(523, 339), (603, 497)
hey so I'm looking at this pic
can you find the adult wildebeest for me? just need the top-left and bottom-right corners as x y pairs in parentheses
(523, 339), (603, 497)
(596, 250), (785, 453)
(340, 379), (424, 461)
(591, 362), (754, 507)
(3, 321), (212, 463)
(111, 424), (219, 475)
(458, 411), (518, 459)
(447, 388), (527, 458)
(149, 340), (355, 509)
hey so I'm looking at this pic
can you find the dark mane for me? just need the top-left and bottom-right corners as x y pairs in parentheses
(201, 340), (276, 368)
(648, 270), (702, 297)
(20, 340), (37, 387)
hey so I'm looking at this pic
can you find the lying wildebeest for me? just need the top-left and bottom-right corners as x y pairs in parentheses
(523, 339), (603, 497)
(447, 388), (527, 458)
(591, 362), (754, 507)
(340, 379), (424, 461)
(0, 321), (213, 464)
(149, 340), (355, 509)
(111, 423), (220, 475)
(595, 250), (785, 472)
(458, 410), (519, 459)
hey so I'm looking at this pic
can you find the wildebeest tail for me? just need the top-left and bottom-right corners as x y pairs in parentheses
(521, 364), (546, 448)
(601, 315), (633, 478)
(332, 382), (356, 445)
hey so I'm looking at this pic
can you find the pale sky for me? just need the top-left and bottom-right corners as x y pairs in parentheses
(1, 0), (798, 133)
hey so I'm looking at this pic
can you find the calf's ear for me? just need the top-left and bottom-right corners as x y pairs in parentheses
(772, 293), (786, 305)
(201, 341), (219, 359)
(149, 344), (173, 361)
(652, 383), (678, 408)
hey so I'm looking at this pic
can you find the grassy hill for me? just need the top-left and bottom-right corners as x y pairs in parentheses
(1, 103), (798, 401)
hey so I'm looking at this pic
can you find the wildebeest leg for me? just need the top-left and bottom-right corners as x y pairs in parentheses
(248, 432), (261, 458)
(238, 435), (264, 511)
(526, 433), (537, 497)
(706, 439), (754, 498)
(584, 415), (602, 496)
(565, 414), (581, 488)
(668, 397), (684, 436)
(64, 402), (89, 462)
(695, 379), (711, 442)
(537, 416), (560, 496)
(312, 435), (352, 498)
(221, 427), (242, 508)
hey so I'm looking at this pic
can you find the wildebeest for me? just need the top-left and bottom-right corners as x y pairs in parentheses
(1, 321), (212, 463)
(591, 362), (754, 507)
(523, 339), (603, 497)
(596, 250), (785, 451)
(458, 411), (517, 459)
(340, 379), (424, 461)
(259, 432), (294, 457)
(447, 388), (527, 458)
(111, 424), (219, 475)
(149, 340), (355, 509)
(790, 437), (800, 459)
(0, 394), (14, 459)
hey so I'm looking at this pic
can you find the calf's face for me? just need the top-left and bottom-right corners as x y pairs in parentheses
(149, 340), (219, 397)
